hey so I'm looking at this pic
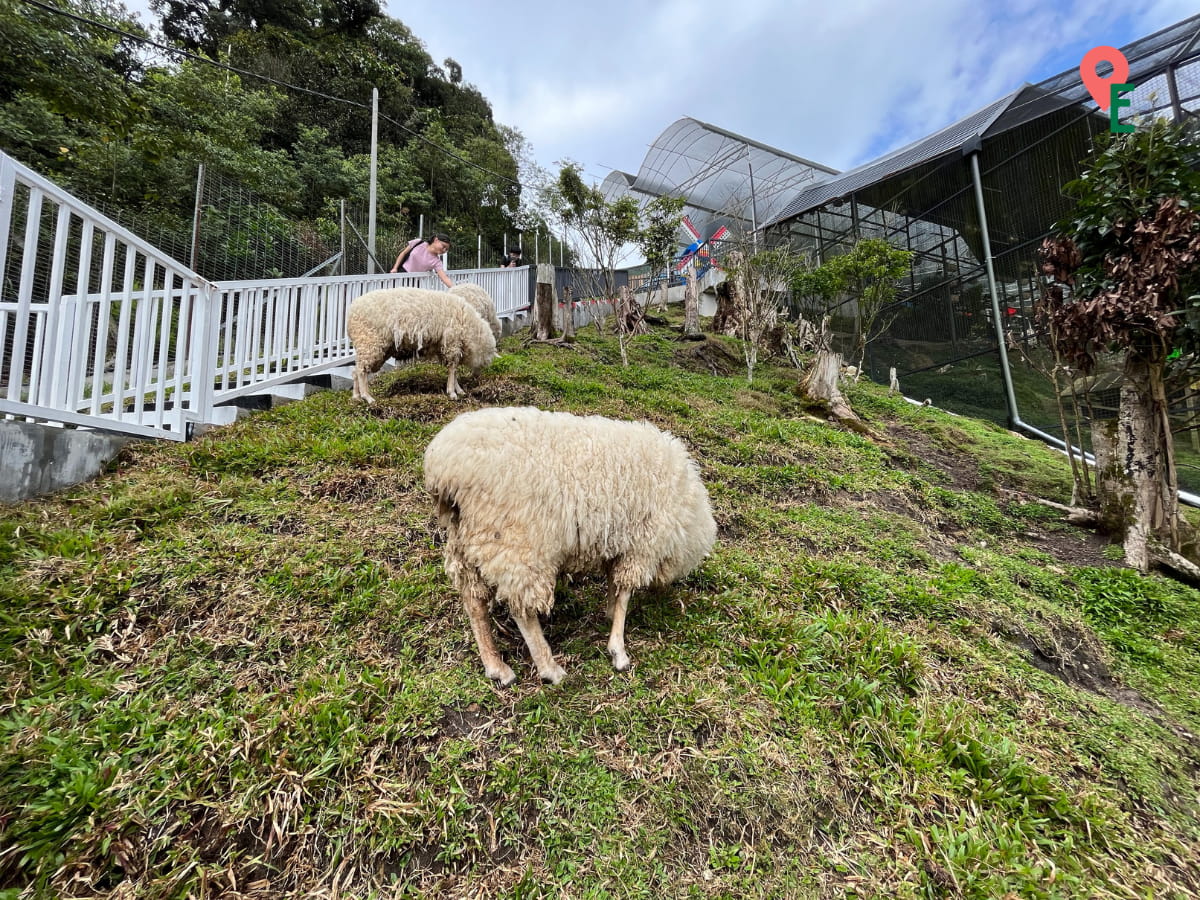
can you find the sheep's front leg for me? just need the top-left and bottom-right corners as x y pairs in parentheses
(605, 583), (634, 672)
(444, 361), (461, 399)
(352, 357), (381, 404)
(459, 579), (516, 687)
(510, 609), (567, 685)
(353, 363), (376, 404)
(450, 553), (515, 685)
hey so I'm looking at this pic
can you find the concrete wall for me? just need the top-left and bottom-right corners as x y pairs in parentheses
(0, 421), (133, 503)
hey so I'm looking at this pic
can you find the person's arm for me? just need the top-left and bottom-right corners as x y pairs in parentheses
(437, 268), (454, 289)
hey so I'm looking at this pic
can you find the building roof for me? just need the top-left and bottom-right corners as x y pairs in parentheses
(601, 116), (838, 242)
(762, 12), (1200, 229)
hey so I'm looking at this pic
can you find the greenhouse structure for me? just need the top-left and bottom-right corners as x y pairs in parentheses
(609, 14), (1200, 492)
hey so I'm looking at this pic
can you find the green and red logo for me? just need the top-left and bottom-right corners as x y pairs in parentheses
(1081, 46), (1135, 133)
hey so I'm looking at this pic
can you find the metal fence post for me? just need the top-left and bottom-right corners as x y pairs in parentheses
(190, 163), (205, 274)
(969, 150), (1019, 429)
(368, 87), (378, 274)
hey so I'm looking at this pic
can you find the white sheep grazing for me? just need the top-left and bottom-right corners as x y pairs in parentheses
(347, 287), (497, 402)
(447, 282), (502, 342)
(424, 406), (717, 686)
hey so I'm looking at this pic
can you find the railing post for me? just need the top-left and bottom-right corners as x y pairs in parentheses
(190, 281), (219, 431)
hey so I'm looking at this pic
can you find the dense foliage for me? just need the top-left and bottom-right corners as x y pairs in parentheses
(1038, 118), (1200, 374)
(0, 0), (526, 273)
(1037, 118), (1200, 567)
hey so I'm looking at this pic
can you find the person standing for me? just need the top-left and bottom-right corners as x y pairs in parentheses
(391, 233), (455, 288)
(499, 247), (523, 268)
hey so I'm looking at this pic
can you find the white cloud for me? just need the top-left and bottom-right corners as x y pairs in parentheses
(127, 0), (1196, 192)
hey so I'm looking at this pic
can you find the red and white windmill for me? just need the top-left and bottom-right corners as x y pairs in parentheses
(675, 216), (729, 274)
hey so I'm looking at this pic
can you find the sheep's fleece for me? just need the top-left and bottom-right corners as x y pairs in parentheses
(424, 406), (717, 686)
(347, 287), (496, 401)
(447, 282), (502, 341)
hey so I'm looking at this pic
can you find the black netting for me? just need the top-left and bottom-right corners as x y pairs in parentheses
(766, 14), (1200, 493)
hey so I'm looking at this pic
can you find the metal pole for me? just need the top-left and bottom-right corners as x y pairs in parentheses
(1166, 65), (1185, 122)
(190, 163), (204, 273)
(418, 214), (424, 239)
(367, 88), (378, 274)
(340, 199), (346, 275)
(969, 151), (1019, 428)
(748, 155), (759, 252)
(535, 227), (540, 265)
(477, 233), (482, 269)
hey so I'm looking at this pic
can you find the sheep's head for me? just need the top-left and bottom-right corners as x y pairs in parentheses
(467, 337), (498, 374)
(652, 477), (717, 586)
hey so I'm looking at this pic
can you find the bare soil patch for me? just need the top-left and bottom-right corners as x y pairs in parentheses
(884, 423), (981, 491)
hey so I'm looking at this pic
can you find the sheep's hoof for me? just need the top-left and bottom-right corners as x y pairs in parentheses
(488, 664), (517, 687)
(540, 663), (567, 685)
(609, 648), (632, 672)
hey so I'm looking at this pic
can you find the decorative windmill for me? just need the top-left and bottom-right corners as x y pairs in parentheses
(674, 216), (729, 279)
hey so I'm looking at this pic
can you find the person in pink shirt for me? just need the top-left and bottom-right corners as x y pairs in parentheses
(390, 233), (455, 288)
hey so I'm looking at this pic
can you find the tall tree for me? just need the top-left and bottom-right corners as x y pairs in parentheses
(0, 0), (144, 174)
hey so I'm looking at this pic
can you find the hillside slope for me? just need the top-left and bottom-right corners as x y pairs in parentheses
(2, 319), (1199, 899)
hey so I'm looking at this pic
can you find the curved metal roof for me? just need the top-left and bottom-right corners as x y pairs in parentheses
(603, 116), (838, 243)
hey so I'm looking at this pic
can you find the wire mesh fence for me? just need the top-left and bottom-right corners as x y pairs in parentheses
(77, 162), (564, 284)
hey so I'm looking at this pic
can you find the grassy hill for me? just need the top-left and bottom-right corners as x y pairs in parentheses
(2, 315), (1199, 899)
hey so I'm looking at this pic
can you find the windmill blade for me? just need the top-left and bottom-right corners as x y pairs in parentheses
(680, 215), (702, 241)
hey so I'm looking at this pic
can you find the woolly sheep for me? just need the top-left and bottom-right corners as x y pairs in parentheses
(423, 406), (717, 686)
(347, 287), (497, 402)
(447, 282), (502, 342)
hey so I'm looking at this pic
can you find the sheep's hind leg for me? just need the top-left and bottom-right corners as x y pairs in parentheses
(510, 608), (567, 685)
(605, 583), (634, 672)
(456, 564), (516, 686)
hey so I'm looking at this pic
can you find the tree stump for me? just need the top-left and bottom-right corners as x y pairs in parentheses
(799, 348), (863, 428)
(711, 251), (748, 337)
(560, 285), (576, 341)
(534, 263), (556, 341)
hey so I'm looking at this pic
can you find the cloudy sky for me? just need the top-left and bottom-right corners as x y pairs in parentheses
(386, 0), (1197, 187)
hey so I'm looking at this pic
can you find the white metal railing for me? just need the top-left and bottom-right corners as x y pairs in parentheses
(1, 153), (534, 440)
(209, 271), (426, 402)
(207, 267), (532, 403)
(447, 265), (532, 319)
(1, 154), (215, 440)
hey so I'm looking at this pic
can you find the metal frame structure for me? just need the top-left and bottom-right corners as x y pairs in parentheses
(761, 14), (1200, 473)
(602, 116), (839, 250)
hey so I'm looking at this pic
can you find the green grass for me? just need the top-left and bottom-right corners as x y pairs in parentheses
(2, 313), (1199, 899)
